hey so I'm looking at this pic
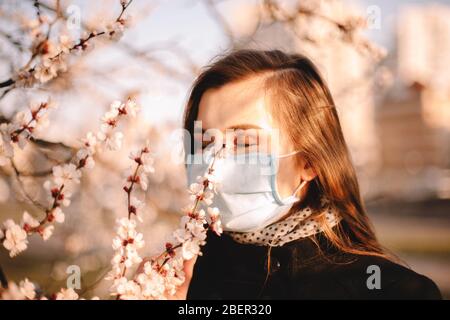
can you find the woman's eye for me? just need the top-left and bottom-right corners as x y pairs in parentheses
(201, 141), (226, 150)
(238, 143), (255, 148)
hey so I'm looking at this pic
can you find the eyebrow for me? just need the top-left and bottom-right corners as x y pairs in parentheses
(201, 124), (263, 133)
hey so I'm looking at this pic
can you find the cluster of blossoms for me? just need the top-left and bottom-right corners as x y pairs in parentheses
(12, 0), (133, 88)
(175, 148), (224, 260)
(97, 100), (140, 152)
(0, 278), (97, 300)
(0, 99), (140, 258)
(106, 143), (156, 299)
(107, 147), (223, 300)
(0, 1), (144, 300)
(16, 35), (73, 87)
(1, 106), (223, 300)
(0, 278), (36, 300)
(0, 100), (57, 164)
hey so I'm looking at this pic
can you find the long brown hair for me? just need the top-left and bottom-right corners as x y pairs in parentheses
(183, 49), (387, 259)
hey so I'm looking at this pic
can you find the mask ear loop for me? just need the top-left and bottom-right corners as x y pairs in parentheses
(277, 150), (307, 198)
(292, 179), (308, 198)
(278, 150), (301, 158)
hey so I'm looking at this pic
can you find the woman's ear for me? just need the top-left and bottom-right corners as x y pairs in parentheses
(300, 159), (317, 182)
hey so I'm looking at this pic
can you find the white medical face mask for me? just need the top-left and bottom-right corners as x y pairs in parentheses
(187, 145), (307, 232)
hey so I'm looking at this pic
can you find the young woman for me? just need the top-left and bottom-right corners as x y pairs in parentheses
(179, 49), (441, 299)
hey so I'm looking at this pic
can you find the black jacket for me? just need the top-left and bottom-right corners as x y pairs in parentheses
(187, 231), (442, 300)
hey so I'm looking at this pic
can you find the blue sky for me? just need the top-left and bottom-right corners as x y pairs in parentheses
(121, 0), (450, 123)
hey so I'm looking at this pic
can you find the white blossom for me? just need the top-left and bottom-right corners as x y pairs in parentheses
(173, 227), (189, 243)
(111, 277), (141, 299)
(137, 265), (165, 299)
(161, 263), (185, 297)
(124, 246), (143, 268)
(102, 103), (120, 124)
(34, 59), (58, 83)
(130, 196), (145, 220)
(2, 219), (28, 257)
(189, 181), (203, 196)
(76, 148), (95, 169)
(207, 207), (220, 220)
(137, 171), (148, 191)
(142, 153), (155, 174)
(8, 113), (29, 149)
(58, 35), (73, 54)
(189, 176), (215, 205)
(44, 179), (73, 207)
(116, 217), (136, 239)
(109, 216), (145, 279)
(55, 288), (79, 300)
(52, 163), (81, 186)
(207, 207), (222, 235)
(210, 219), (223, 236)
(124, 99), (140, 117)
(97, 125), (124, 151)
(181, 239), (201, 260)
(13, 110), (29, 127)
(13, 70), (36, 88)
(1, 282), (24, 300)
(41, 225), (54, 241)
(21, 211), (40, 229)
(2, 279), (36, 300)
(50, 207), (65, 224)
(19, 278), (36, 300)
(80, 131), (97, 153)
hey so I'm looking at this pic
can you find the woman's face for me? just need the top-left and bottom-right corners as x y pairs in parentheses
(196, 75), (316, 199)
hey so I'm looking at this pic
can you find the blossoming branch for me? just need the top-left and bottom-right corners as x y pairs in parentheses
(0, 99), (57, 164)
(107, 146), (223, 300)
(106, 142), (154, 299)
(1, 109), (225, 300)
(0, 0), (134, 91)
(0, 278), (94, 300)
(0, 99), (140, 258)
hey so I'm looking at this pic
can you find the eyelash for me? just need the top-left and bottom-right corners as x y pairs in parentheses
(201, 141), (257, 149)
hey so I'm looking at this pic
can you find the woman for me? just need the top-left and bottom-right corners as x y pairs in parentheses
(179, 49), (441, 299)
